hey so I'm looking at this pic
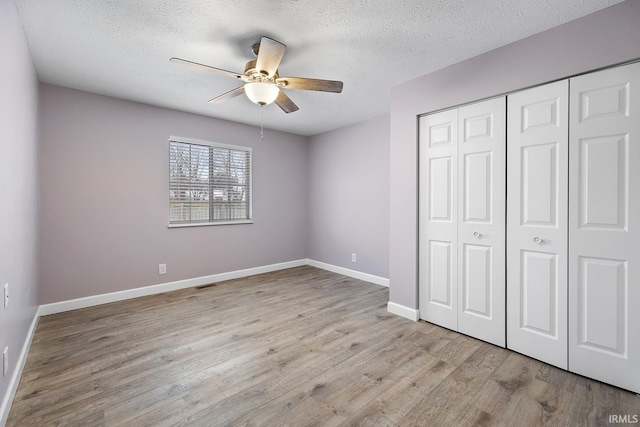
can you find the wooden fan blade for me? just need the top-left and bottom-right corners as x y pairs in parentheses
(208, 86), (245, 103)
(170, 57), (244, 80)
(276, 76), (343, 93)
(275, 90), (299, 114)
(255, 37), (286, 77)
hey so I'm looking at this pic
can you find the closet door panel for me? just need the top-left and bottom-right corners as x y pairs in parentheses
(520, 250), (558, 336)
(569, 62), (640, 393)
(419, 109), (458, 330)
(577, 135), (627, 230)
(521, 142), (559, 226)
(457, 98), (506, 347)
(507, 81), (569, 369)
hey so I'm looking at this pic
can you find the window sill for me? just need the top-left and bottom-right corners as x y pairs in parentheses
(168, 220), (253, 228)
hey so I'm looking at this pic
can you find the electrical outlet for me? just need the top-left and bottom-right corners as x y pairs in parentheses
(159, 264), (167, 275)
(351, 253), (357, 263)
(3, 283), (8, 309)
(2, 347), (7, 377)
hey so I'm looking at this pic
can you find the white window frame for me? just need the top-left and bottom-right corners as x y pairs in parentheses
(168, 135), (253, 227)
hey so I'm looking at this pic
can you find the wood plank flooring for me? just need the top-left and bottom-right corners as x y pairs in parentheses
(6, 266), (640, 426)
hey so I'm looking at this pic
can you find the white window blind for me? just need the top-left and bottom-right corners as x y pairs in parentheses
(169, 137), (252, 226)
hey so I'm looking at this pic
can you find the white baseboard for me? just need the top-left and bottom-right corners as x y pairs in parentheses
(306, 260), (389, 287)
(39, 259), (390, 317)
(39, 259), (308, 316)
(0, 309), (39, 427)
(387, 301), (419, 321)
(38, 259), (389, 316)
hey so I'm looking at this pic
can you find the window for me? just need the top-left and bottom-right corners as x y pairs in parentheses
(169, 136), (252, 226)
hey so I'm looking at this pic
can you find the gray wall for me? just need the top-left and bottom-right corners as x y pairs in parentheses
(0, 0), (40, 413)
(308, 115), (390, 278)
(38, 85), (309, 304)
(389, 0), (640, 309)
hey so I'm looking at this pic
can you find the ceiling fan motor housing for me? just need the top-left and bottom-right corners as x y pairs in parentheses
(244, 60), (282, 85)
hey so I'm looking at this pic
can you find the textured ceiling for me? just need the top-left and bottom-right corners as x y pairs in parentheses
(15, 0), (623, 136)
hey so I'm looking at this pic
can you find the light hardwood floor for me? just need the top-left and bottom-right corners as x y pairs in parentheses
(7, 266), (640, 426)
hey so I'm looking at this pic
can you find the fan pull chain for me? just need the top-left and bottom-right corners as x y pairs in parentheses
(260, 106), (264, 142)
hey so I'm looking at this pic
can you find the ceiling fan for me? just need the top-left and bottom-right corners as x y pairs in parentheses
(170, 37), (343, 113)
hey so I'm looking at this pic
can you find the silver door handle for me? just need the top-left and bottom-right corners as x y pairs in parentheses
(533, 237), (544, 244)
(473, 232), (482, 239)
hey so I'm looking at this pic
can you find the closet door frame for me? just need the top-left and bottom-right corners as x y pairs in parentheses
(417, 60), (639, 393)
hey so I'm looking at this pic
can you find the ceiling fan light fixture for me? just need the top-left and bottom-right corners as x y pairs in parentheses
(244, 82), (279, 106)
(172, 36), (342, 113)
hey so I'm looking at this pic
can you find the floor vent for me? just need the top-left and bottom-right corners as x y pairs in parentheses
(195, 283), (217, 290)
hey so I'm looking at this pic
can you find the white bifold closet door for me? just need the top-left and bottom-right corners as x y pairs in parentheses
(568, 62), (640, 393)
(507, 80), (569, 369)
(419, 108), (459, 332)
(419, 97), (506, 347)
